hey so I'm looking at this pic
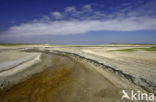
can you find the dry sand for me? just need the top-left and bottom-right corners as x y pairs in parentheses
(0, 44), (155, 102)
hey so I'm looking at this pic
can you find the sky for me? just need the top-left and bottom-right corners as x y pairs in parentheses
(0, 0), (156, 44)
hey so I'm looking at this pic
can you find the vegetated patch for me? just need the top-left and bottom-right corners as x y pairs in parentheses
(0, 44), (21, 46)
(0, 43), (43, 46)
(110, 47), (156, 52)
(0, 44), (31, 46)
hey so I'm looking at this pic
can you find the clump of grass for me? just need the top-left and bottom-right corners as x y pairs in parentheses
(110, 47), (156, 52)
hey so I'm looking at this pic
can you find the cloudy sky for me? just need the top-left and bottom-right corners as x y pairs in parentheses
(0, 0), (156, 44)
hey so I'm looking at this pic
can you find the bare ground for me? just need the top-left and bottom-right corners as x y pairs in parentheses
(0, 50), (143, 102)
(0, 45), (155, 102)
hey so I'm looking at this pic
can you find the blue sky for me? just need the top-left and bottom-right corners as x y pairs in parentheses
(0, 0), (156, 44)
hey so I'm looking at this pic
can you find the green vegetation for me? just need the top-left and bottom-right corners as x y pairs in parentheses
(0, 43), (44, 46)
(0, 44), (22, 46)
(111, 47), (156, 52)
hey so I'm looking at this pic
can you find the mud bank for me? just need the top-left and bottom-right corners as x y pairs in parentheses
(0, 50), (146, 102)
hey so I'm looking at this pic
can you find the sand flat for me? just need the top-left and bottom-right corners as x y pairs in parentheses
(0, 44), (155, 102)
(0, 50), (144, 102)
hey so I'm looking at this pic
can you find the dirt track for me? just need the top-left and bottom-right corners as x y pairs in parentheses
(0, 51), (144, 102)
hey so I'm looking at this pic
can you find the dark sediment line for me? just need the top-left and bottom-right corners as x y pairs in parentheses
(52, 50), (156, 95)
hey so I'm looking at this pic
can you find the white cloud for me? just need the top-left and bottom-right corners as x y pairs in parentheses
(41, 15), (50, 21)
(3, 17), (156, 37)
(50, 11), (63, 19)
(116, 1), (156, 17)
(64, 6), (76, 13)
(82, 4), (92, 12)
(2, 2), (156, 37)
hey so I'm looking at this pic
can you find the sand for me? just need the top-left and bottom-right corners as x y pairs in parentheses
(0, 50), (144, 102)
(50, 45), (156, 94)
(0, 44), (155, 102)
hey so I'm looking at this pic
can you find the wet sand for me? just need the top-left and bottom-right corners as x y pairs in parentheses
(0, 51), (144, 102)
